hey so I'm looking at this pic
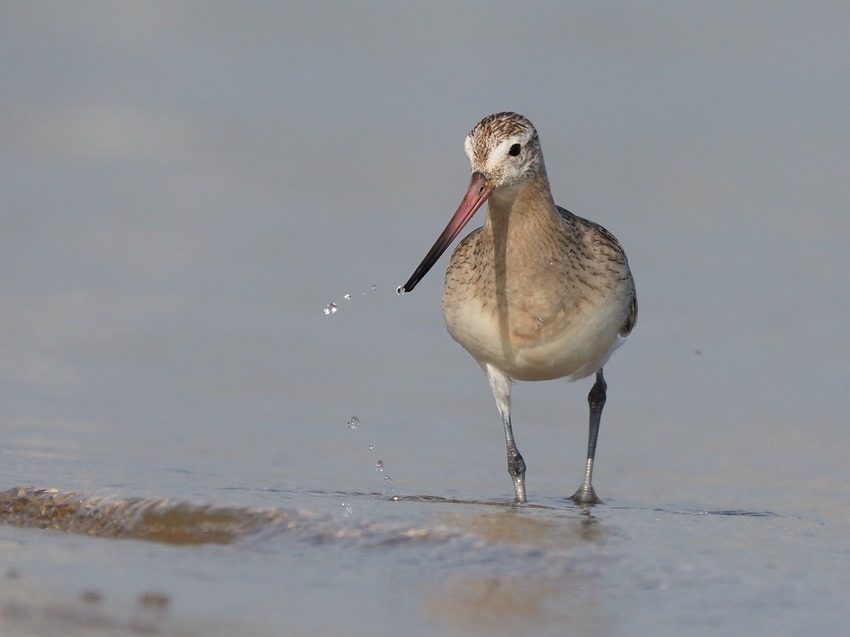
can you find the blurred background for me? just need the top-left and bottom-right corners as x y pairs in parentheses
(2, 3), (849, 635)
(0, 2), (850, 540)
(3, 2), (847, 504)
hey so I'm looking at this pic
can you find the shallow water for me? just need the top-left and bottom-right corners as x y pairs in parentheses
(2, 485), (847, 636)
(3, 4), (850, 636)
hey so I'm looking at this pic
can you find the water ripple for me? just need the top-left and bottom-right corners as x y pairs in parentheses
(0, 486), (295, 545)
(0, 487), (484, 550)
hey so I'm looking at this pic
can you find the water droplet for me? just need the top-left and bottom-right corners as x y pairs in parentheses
(396, 286), (406, 296)
(368, 443), (374, 451)
(323, 302), (338, 315)
(375, 460), (384, 472)
(371, 284), (377, 291)
(347, 416), (360, 430)
(343, 293), (352, 301)
(383, 474), (394, 496)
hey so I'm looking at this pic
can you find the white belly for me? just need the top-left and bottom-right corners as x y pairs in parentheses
(443, 290), (628, 382)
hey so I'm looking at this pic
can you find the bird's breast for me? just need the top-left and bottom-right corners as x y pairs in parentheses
(442, 225), (632, 382)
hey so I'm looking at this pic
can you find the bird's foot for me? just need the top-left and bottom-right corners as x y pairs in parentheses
(570, 483), (602, 505)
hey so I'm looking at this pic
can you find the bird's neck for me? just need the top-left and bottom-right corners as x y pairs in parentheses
(484, 172), (560, 239)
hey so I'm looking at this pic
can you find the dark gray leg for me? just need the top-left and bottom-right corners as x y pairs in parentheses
(571, 369), (606, 504)
(504, 427), (527, 504)
(484, 364), (527, 503)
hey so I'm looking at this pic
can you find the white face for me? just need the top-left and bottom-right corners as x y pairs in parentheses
(463, 121), (541, 190)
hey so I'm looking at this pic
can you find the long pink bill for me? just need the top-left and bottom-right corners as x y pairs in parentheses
(397, 172), (492, 294)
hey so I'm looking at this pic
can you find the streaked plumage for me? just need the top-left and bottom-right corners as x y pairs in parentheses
(399, 112), (637, 504)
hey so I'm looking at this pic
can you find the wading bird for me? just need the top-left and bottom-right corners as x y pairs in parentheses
(398, 112), (637, 504)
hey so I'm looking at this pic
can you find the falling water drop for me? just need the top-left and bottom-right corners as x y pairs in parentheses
(343, 293), (352, 301)
(368, 443), (374, 451)
(375, 460), (384, 472)
(382, 474), (394, 496)
(323, 302), (338, 315)
(347, 416), (360, 430)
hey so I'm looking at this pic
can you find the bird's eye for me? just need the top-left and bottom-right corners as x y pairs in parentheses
(508, 143), (521, 157)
